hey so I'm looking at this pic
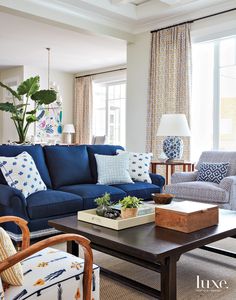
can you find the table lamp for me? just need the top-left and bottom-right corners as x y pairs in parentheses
(156, 114), (191, 160)
(63, 124), (75, 144)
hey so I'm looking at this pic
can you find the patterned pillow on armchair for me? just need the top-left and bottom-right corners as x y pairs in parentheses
(196, 162), (229, 184)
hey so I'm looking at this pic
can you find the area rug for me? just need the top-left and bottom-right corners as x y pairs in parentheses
(56, 237), (236, 299)
(95, 238), (236, 300)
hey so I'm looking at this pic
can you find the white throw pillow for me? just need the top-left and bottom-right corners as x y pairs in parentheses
(117, 150), (153, 183)
(0, 151), (47, 198)
(95, 153), (134, 185)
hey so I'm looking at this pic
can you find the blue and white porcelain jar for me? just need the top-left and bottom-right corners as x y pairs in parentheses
(163, 136), (183, 160)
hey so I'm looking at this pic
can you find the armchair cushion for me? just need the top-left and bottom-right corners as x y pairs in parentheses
(4, 247), (100, 300)
(196, 151), (236, 176)
(165, 181), (229, 203)
(0, 227), (23, 286)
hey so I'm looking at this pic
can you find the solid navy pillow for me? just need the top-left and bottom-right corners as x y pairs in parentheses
(87, 145), (124, 182)
(44, 145), (93, 188)
(0, 144), (52, 188)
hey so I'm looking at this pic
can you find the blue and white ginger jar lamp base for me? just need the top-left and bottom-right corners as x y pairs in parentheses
(163, 136), (183, 160)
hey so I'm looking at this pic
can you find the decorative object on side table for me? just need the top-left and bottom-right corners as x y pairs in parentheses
(63, 124), (75, 144)
(152, 193), (174, 204)
(0, 76), (57, 144)
(156, 114), (191, 160)
(119, 196), (142, 219)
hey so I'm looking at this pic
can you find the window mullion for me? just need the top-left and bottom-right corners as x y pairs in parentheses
(213, 41), (220, 150)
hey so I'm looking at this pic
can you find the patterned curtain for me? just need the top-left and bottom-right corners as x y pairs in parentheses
(74, 76), (93, 144)
(146, 23), (192, 160)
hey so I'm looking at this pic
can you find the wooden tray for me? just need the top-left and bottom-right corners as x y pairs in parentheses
(77, 209), (155, 230)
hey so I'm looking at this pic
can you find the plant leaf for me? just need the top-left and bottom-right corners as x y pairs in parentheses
(26, 115), (38, 124)
(31, 89), (57, 105)
(0, 82), (21, 101)
(0, 102), (18, 114)
(17, 76), (40, 97)
(26, 109), (37, 115)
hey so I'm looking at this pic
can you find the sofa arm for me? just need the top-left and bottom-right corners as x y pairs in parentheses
(171, 171), (198, 184)
(149, 173), (165, 190)
(0, 184), (28, 219)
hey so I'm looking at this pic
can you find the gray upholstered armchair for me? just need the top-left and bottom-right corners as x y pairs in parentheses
(165, 151), (236, 210)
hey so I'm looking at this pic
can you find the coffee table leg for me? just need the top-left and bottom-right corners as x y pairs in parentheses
(160, 256), (178, 300)
(67, 240), (79, 256)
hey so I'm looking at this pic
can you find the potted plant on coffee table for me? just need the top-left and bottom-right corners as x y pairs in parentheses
(94, 193), (111, 217)
(119, 196), (142, 219)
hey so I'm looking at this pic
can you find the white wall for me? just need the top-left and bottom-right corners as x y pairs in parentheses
(0, 66), (24, 143)
(0, 66), (74, 143)
(126, 31), (151, 152)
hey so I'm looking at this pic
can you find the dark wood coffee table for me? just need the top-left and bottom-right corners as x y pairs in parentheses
(49, 210), (236, 300)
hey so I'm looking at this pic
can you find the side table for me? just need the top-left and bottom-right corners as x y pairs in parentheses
(151, 161), (195, 185)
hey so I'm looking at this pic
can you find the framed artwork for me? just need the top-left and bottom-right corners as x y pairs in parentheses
(35, 82), (63, 143)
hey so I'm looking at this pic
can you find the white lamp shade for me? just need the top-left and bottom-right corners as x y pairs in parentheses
(157, 114), (191, 137)
(63, 124), (75, 134)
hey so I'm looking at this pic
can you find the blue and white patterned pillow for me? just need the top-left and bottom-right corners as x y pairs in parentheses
(196, 162), (229, 184)
(117, 150), (153, 183)
(95, 152), (134, 185)
(0, 151), (47, 198)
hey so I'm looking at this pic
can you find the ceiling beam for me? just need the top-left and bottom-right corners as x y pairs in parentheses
(0, 0), (135, 42)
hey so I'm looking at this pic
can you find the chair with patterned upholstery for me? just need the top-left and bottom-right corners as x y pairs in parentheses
(165, 151), (236, 210)
(0, 216), (99, 300)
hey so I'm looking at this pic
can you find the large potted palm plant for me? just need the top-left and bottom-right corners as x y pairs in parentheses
(0, 76), (57, 143)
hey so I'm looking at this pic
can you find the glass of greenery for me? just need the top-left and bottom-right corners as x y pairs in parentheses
(94, 193), (111, 217)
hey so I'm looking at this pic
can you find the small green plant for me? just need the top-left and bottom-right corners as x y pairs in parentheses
(94, 193), (111, 207)
(119, 196), (142, 209)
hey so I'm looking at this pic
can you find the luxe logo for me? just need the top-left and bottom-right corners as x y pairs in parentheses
(196, 275), (229, 292)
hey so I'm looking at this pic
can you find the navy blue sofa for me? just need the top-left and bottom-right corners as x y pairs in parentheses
(0, 144), (165, 241)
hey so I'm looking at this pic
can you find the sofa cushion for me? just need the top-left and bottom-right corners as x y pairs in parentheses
(87, 145), (124, 182)
(26, 190), (83, 219)
(0, 145), (52, 188)
(59, 184), (126, 209)
(44, 145), (93, 188)
(165, 181), (229, 203)
(112, 182), (161, 200)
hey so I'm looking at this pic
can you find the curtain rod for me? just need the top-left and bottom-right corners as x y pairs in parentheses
(151, 7), (236, 33)
(75, 67), (127, 79)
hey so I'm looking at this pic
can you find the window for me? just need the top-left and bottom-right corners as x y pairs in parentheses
(191, 36), (236, 161)
(93, 80), (126, 146)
